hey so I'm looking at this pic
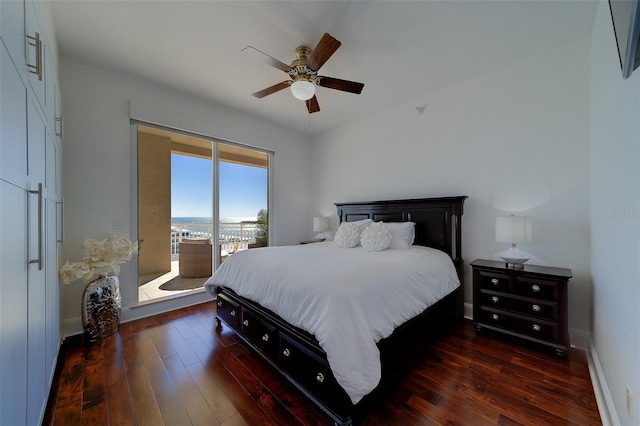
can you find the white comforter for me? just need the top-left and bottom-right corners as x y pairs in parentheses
(204, 242), (460, 404)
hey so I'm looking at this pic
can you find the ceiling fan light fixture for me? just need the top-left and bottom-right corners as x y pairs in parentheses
(290, 80), (316, 101)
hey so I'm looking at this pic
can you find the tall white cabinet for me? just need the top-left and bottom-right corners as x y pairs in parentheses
(0, 1), (64, 424)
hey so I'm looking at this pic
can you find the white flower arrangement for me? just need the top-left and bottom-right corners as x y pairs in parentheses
(59, 234), (138, 284)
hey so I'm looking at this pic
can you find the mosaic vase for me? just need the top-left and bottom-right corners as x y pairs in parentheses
(81, 275), (122, 343)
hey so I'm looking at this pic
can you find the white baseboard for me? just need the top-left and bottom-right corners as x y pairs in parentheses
(62, 290), (213, 338)
(464, 301), (473, 320)
(63, 316), (83, 337)
(569, 327), (589, 351)
(588, 339), (617, 426)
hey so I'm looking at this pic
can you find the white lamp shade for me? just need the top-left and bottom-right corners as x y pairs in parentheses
(290, 80), (316, 101)
(313, 217), (329, 232)
(495, 216), (532, 244)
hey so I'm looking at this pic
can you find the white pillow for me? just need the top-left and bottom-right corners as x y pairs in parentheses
(350, 218), (373, 230)
(360, 222), (392, 252)
(334, 222), (362, 248)
(384, 222), (416, 249)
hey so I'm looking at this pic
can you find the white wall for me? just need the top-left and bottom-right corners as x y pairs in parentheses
(310, 38), (592, 342)
(59, 57), (312, 333)
(590, 1), (640, 424)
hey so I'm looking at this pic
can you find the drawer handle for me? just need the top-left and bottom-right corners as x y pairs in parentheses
(532, 304), (541, 312)
(262, 333), (269, 342)
(243, 319), (249, 327)
(532, 324), (541, 332)
(316, 372), (325, 384)
(491, 296), (499, 304)
(230, 310), (236, 317)
(492, 314), (499, 321)
(531, 284), (541, 292)
(491, 278), (499, 285)
(217, 300), (223, 307)
(282, 348), (290, 357)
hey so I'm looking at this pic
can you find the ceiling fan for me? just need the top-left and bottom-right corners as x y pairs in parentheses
(242, 33), (364, 114)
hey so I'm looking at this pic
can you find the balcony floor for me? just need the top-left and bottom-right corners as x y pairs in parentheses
(138, 259), (209, 302)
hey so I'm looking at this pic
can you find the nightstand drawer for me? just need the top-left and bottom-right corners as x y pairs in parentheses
(514, 277), (558, 301)
(479, 308), (558, 342)
(478, 271), (511, 293)
(479, 292), (558, 321)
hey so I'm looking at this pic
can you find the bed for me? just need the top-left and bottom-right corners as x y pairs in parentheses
(204, 196), (467, 425)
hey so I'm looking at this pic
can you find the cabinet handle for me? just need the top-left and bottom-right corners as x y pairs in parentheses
(28, 183), (43, 270)
(532, 324), (541, 332)
(26, 32), (43, 81)
(230, 310), (236, 317)
(55, 116), (63, 138)
(531, 284), (541, 292)
(217, 300), (223, 307)
(316, 372), (325, 384)
(56, 198), (64, 245)
(491, 296), (499, 304)
(491, 278), (499, 285)
(532, 304), (541, 312)
(492, 314), (499, 321)
(282, 348), (290, 357)
(243, 319), (249, 327)
(262, 333), (269, 342)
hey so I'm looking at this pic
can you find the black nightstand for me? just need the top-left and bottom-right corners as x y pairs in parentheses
(471, 259), (572, 357)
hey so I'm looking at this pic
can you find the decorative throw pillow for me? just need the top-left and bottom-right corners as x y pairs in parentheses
(384, 222), (416, 249)
(334, 222), (363, 248)
(360, 222), (392, 252)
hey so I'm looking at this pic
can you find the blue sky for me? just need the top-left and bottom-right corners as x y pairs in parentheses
(171, 154), (267, 220)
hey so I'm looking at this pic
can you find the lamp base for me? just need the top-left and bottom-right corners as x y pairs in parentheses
(498, 246), (529, 269)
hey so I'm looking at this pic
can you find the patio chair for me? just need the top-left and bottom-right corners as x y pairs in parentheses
(178, 239), (212, 278)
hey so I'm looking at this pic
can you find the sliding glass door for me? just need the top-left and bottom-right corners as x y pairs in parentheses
(136, 125), (270, 303)
(218, 143), (269, 264)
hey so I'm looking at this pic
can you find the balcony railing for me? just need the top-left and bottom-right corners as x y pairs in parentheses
(171, 221), (258, 255)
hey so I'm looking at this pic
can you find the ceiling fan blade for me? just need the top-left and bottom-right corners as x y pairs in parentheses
(252, 81), (291, 98)
(306, 96), (320, 114)
(242, 46), (291, 72)
(306, 33), (341, 71)
(317, 76), (364, 94)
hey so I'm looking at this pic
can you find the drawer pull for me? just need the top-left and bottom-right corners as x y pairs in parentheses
(243, 319), (249, 327)
(531, 284), (541, 292)
(316, 372), (325, 384)
(230, 310), (236, 317)
(217, 300), (223, 307)
(492, 314), (499, 321)
(491, 296), (499, 304)
(491, 278), (499, 285)
(262, 333), (269, 342)
(532, 324), (541, 332)
(283, 348), (291, 357)
(532, 304), (541, 312)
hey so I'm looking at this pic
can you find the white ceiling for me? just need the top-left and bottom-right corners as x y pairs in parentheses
(50, 0), (598, 135)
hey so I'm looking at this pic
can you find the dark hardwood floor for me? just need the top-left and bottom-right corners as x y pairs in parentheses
(44, 301), (602, 425)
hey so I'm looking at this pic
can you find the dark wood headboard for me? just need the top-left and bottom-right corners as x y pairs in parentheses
(335, 196), (468, 281)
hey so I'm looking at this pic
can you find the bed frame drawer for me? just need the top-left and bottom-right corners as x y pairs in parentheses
(278, 333), (347, 407)
(216, 294), (240, 329)
(241, 309), (278, 357)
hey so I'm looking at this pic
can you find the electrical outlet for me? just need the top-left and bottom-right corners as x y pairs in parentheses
(113, 219), (122, 230)
(627, 386), (633, 419)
